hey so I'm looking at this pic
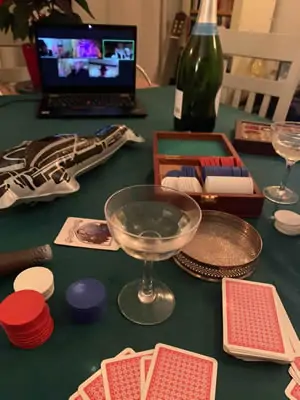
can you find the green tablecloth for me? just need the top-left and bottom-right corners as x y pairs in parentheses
(0, 87), (300, 400)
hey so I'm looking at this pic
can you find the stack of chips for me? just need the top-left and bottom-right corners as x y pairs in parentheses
(66, 278), (107, 324)
(13, 267), (54, 301)
(0, 290), (54, 349)
(201, 166), (249, 181)
(199, 156), (243, 168)
(274, 210), (300, 236)
(161, 166), (202, 193)
(198, 156), (253, 194)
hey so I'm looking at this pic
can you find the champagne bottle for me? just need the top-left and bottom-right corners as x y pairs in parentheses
(174, 0), (223, 132)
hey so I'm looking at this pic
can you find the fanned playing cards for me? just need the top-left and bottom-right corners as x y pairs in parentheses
(69, 345), (218, 400)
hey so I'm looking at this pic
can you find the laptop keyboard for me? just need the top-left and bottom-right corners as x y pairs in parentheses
(48, 94), (134, 109)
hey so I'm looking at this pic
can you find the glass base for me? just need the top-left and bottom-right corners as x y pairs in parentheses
(263, 186), (299, 205)
(118, 279), (175, 325)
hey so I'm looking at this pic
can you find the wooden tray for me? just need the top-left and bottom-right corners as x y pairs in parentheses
(153, 131), (265, 218)
(234, 120), (276, 156)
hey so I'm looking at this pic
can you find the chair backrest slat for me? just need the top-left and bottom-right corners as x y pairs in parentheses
(245, 91), (256, 114)
(219, 28), (300, 121)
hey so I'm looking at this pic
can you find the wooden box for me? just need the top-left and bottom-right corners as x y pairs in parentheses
(234, 120), (276, 156)
(153, 131), (265, 218)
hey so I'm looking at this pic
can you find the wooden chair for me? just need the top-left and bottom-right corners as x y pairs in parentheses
(135, 64), (158, 89)
(0, 44), (29, 95)
(219, 28), (300, 121)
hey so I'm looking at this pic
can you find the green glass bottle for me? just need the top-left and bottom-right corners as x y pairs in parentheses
(174, 0), (223, 132)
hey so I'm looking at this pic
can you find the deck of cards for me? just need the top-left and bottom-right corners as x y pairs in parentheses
(54, 217), (119, 251)
(69, 343), (218, 400)
(287, 357), (300, 400)
(222, 278), (297, 364)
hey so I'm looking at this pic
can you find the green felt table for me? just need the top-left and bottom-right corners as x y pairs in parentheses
(0, 87), (300, 400)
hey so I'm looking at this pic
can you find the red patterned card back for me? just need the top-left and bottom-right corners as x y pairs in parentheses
(224, 279), (285, 354)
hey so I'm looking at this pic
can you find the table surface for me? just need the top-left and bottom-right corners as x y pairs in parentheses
(0, 87), (300, 400)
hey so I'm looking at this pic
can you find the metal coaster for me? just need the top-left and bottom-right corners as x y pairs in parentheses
(174, 252), (256, 282)
(173, 210), (262, 282)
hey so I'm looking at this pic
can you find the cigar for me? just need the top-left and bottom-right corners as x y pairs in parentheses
(0, 245), (53, 276)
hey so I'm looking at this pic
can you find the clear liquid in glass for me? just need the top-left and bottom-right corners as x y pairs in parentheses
(109, 201), (195, 261)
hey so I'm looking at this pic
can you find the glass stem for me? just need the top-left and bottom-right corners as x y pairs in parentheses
(279, 161), (294, 191)
(138, 260), (156, 304)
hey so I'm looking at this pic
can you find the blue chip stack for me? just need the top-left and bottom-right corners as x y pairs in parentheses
(202, 166), (249, 181)
(66, 278), (107, 324)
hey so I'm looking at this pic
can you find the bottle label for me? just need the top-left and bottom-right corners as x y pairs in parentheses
(215, 87), (222, 116)
(192, 23), (218, 36)
(174, 89), (183, 119)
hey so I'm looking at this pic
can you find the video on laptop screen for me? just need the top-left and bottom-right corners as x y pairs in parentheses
(35, 25), (136, 91)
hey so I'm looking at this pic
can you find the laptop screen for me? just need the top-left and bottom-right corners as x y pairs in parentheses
(35, 24), (137, 94)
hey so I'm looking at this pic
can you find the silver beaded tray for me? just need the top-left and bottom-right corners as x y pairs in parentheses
(173, 210), (263, 282)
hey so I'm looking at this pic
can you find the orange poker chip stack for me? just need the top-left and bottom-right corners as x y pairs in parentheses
(0, 290), (54, 349)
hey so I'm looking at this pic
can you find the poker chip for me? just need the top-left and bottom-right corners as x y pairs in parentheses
(274, 210), (300, 227)
(274, 221), (300, 236)
(66, 279), (107, 324)
(0, 290), (54, 349)
(165, 170), (181, 178)
(241, 167), (249, 177)
(220, 157), (235, 167)
(201, 165), (250, 180)
(232, 167), (242, 177)
(162, 167), (202, 194)
(161, 176), (179, 190)
(235, 158), (243, 167)
(274, 210), (300, 236)
(13, 267), (54, 301)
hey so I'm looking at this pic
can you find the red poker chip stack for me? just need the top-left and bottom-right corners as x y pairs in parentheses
(0, 290), (54, 349)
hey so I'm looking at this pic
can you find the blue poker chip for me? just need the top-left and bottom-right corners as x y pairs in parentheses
(213, 167), (225, 176)
(232, 167), (242, 177)
(220, 167), (233, 176)
(202, 166), (217, 180)
(66, 278), (107, 324)
(181, 166), (196, 177)
(241, 167), (249, 177)
(165, 170), (181, 178)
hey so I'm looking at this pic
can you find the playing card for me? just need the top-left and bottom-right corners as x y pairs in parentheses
(222, 278), (293, 363)
(285, 379), (300, 400)
(274, 291), (299, 354)
(101, 350), (154, 400)
(289, 367), (300, 384)
(142, 343), (218, 400)
(78, 348), (134, 400)
(140, 356), (153, 395)
(291, 358), (300, 384)
(69, 392), (83, 400)
(54, 217), (119, 251)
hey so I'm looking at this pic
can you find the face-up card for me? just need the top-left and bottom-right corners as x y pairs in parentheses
(285, 380), (300, 400)
(140, 356), (153, 395)
(78, 348), (134, 400)
(222, 278), (292, 363)
(101, 350), (154, 400)
(54, 217), (119, 251)
(69, 393), (83, 400)
(142, 343), (218, 400)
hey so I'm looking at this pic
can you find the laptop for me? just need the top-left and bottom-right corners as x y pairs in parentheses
(34, 23), (147, 118)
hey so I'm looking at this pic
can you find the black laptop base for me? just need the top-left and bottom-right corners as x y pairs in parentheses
(38, 95), (147, 119)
